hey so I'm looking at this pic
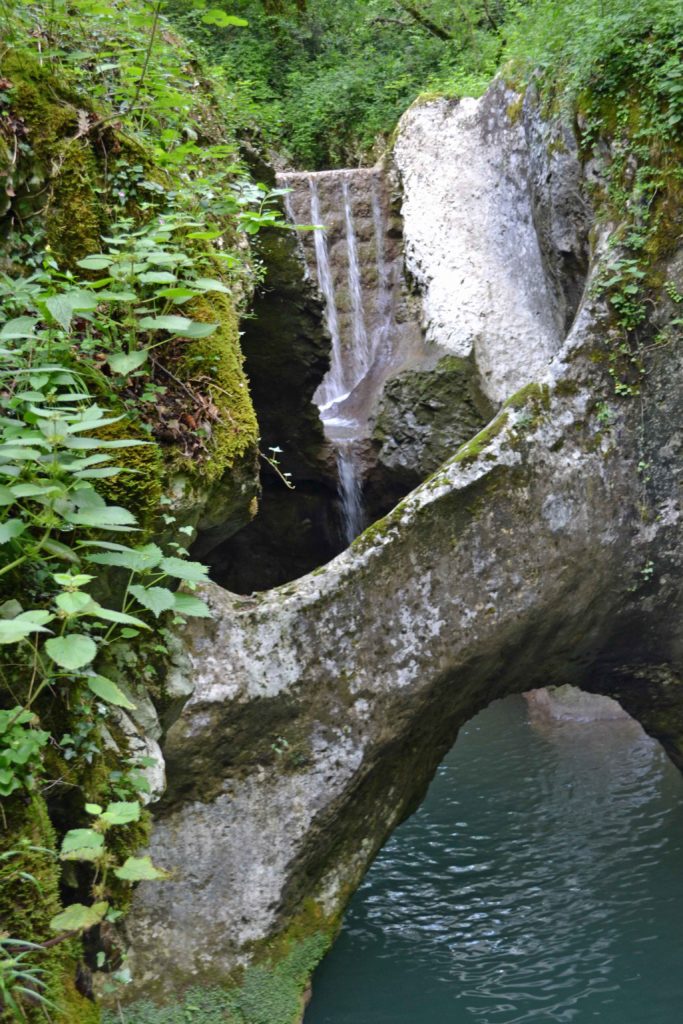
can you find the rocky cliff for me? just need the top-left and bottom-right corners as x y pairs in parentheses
(116, 80), (683, 1022)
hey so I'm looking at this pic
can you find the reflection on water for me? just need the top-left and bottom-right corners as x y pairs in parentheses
(305, 696), (683, 1024)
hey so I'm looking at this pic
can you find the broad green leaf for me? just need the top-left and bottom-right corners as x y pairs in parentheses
(65, 506), (138, 530)
(60, 828), (105, 860)
(76, 255), (114, 270)
(172, 592), (212, 618)
(87, 543), (163, 571)
(53, 572), (95, 587)
(159, 556), (209, 583)
(129, 585), (175, 617)
(86, 603), (149, 629)
(108, 349), (149, 375)
(138, 314), (193, 332)
(0, 485), (14, 506)
(0, 611), (53, 645)
(154, 287), (197, 301)
(0, 316), (38, 339)
(186, 229), (222, 240)
(0, 519), (26, 544)
(193, 277), (230, 294)
(43, 539), (81, 563)
(49, 901), (108, 933)
(73, 467), (122, 480)
(85, 803), (103, 815)
(45, 633), (97, 670)
(87, 675), (136, 710)
(177, 321), (218, 339)
(0, 600), (23, 619)
(138, 271), (177, 284)
(114, 856), (169, 882)
(100, 801), (140, 826)
(55, 591), (92, 615)
(137, 314), (217, 338)
(10, 483), (61, 498)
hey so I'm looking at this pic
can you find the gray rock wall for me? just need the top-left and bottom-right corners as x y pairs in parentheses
(119, 85), (683, 1012)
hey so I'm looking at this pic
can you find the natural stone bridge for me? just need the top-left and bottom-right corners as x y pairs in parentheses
(121, 86), (683, 1007)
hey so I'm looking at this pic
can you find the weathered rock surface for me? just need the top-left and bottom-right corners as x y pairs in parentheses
(121, 84), (683, 1011)
(394, 83), (583, 404)
(525, 685), (632, 723)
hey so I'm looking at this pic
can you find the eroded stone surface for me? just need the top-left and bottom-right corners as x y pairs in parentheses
(394, 84), (564, 403)
(120, 86), (683, 1008)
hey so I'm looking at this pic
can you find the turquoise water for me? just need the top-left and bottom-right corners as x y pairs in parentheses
(304, 695), (683, 1024)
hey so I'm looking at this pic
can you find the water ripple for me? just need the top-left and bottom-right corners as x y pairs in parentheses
(305, 696), (683, 1023)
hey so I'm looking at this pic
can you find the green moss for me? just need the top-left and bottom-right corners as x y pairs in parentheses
(502, 382), (551, 412)
(106, 930), (331, 1024)
(172, 292), (259, 483)
(452, 411), (510, 466)
(0, 795), (99, 1023)
(96, 420), (164, 533)
(1, 50), (102, 264)
(506, 93), (525, 124)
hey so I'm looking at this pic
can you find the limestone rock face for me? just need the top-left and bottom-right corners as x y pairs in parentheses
(121, 84), (683, 1009)
(394, 83), (569, 404)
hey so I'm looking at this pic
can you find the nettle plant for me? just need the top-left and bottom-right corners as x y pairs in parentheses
(0, 313), (211, 939)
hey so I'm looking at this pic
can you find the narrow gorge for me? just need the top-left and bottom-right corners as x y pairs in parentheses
(1, 4), (682, 1024)
(120, 82), (683, 1020)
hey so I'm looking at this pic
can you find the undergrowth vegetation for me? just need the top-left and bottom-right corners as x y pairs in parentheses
(0, 1), (286, 1019)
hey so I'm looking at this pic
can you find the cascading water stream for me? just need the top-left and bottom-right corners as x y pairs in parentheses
(342, 178), (370, 383)
(278, 166), (405, 546)
(308, 173), (373, 544)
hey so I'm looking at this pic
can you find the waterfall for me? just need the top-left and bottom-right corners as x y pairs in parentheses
(310, 173), (370, 544)
(278, 167), (402, 546)
(342, 178), (370, 385)
(310, 178), (344, 409)
(370, 176), (392, 363)
(336, 442), (364, 544)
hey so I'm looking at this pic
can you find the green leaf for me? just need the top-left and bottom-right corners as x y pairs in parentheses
(45, 634), (97, 670)
(137, 314), (192, 331)
(49, 901), (108, 933)
(186, 229), (222, 241)
(138, 271), (177, 284)
(129, 585), (175, 617)
(114, 855), (169, 882)
(86, 543), (163, 571)
(42, 539), (82, 563)
(85, 803), (103, 815)
(0, 485), (15, 506)
(87, 675), (136, 710)
(0, 518), (26, 544)
(86, 603), (149, 629)
(192, 277), (230, 294)
(65, 506), (138, 530)
(60, 828), (105, 860)
(53, 572), (95, 587)
(201, 9), (248, 27)
(172, 592), (212, 618)
(0, 316), (38, 339)
(55, 591), (92, 615)
(100, 801), (140, 826)
(108, 349), (149, 375)
(159, 556), (209, 583)
(137, 314), (217, 338)
(76, 255), (114, 270)
(0, 611), (53, 645)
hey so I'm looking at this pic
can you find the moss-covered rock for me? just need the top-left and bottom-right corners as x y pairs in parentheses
(0, 796), (98, 1024)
